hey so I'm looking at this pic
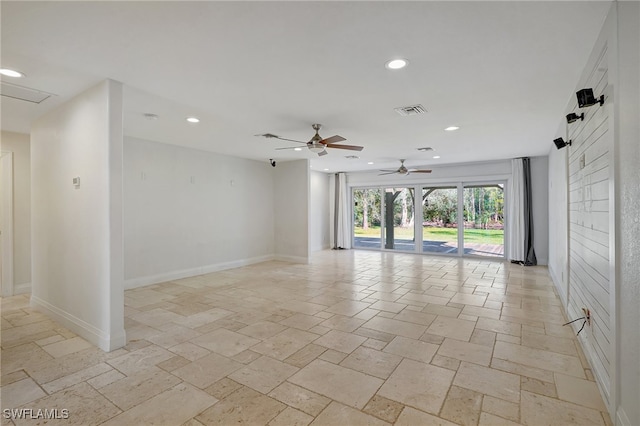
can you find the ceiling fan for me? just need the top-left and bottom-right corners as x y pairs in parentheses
(257, 124), (363, 156)
(379, 159), (432, 176)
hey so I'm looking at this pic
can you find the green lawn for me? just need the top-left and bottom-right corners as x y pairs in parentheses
(354, 226), (504, 245)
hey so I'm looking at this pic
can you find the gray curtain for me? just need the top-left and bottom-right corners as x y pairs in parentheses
(522, 158), (537, 266)
(509, 157), (537, 265)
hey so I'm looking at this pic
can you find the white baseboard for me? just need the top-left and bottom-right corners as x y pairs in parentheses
(14, 282), (31, 295)
(566, 304), (611, 410)
(548, 266), (567, 307)
(617, 406), (631, 426)
(124, 255), (275, 290)
(274, 254), (309, 264)
(30, 296), (126, 352)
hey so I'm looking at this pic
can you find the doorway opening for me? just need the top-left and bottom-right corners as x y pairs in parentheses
(1, 151), (14, 296)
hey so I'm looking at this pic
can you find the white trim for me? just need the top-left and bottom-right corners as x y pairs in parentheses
(311, 243), (331, 252)
(1, 151), (14, 297)
(568, 302), (612, 405)
(616, 406), (631, 426)
(607, 3), (620, 422)
(548, 266), (567, 307)
(274, 254), (309, 264)
(124, 255), (276, 289)
(30, 295), (126, 352)
(14, 282), (31, 295)
(347, 172), (512, 188)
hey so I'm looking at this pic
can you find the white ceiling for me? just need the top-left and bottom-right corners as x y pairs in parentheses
(1, 1), (611, 173)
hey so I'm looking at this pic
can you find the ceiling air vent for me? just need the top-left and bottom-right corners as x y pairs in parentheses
(1, 81), (54, 104)
(394, 104), (426, 116)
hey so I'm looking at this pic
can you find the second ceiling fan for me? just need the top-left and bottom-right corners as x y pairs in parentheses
(258, 124), (363, 156)
(379, 159), (432, 176)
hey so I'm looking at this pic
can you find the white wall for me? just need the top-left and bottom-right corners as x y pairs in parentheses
(568, 31), (612, 407)
(310, 171), (330, 252)
(274, 160), (309, 262)
(548, 146), (569, 304)
(530, 156), (549, 266)
(562, 7), (614, 413)
(123, 137), (275, 287)
(1, 131), (31, 292)
(613, 2), (639, 425)
(548, 3), (640, 423)
(30, 80), (125, 352)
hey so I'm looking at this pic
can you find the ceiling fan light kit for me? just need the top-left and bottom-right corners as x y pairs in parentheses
(308, 144), (324, 153)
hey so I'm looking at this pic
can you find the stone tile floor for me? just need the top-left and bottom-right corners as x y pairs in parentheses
(1, 250), (611, 425)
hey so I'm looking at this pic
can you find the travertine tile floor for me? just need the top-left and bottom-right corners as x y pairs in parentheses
(1, 250), (612, 425)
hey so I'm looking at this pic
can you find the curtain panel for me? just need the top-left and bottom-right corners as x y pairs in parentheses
(329, 172), (351, 249)
(508, 158), (537, 265)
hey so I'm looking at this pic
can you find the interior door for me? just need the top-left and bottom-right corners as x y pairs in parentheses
(1, 152), (14, 296)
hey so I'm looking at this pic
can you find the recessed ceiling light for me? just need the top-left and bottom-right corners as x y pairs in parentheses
(367, 162), (374, 165)
(0, 68), (25, 78)
(433, 155), (441, 159)
(323, 168), (329, 171)
(186, 117), (200, 123)
(294, 147), (302, 151)
(444, 126), (459, 131)
(385, 59), (408, 70)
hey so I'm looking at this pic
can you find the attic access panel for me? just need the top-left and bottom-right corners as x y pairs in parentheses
(1, 81), (54, 103)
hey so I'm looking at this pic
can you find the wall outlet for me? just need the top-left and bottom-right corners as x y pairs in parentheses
(582, 307), (591, 326)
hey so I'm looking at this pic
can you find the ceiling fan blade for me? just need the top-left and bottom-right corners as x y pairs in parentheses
(324, 143), (363, 151)
(320, 135), (346, 144)
(275, 136), (308, 144)
(257, 133), (308, 144)
(411, 170), (432, 173)
(318, 150), (328, 157)
(378, 172), (398, 175)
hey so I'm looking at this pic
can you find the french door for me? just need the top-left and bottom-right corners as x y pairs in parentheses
(462, 184), (505, 258)
(421, 186), (459, 255)
(352, 182), (505, 258)
(382, 188), (415, 252)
